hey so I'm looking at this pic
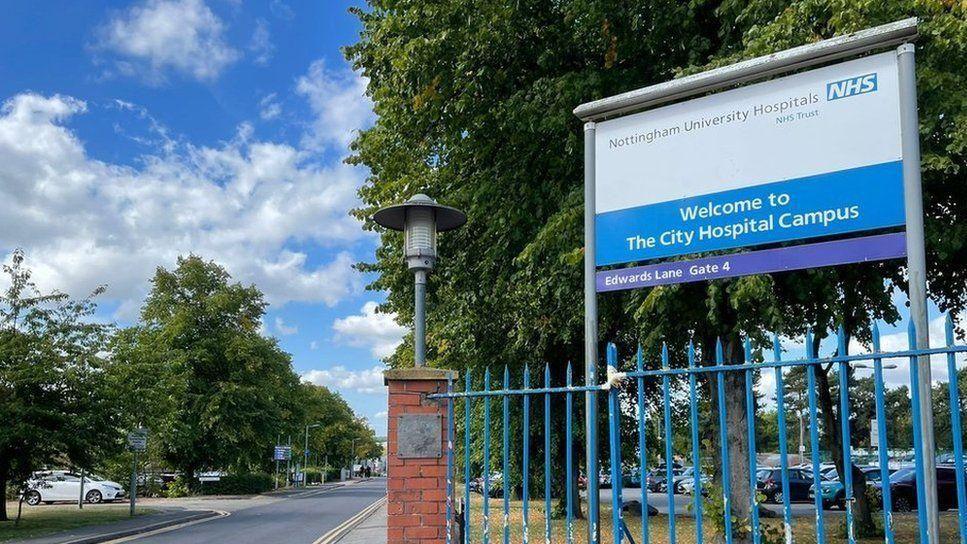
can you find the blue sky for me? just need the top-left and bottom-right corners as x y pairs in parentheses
(0, 0), (399, 433)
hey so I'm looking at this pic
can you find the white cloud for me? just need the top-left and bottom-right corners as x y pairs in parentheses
(309, 341), (319, 350)
(249, 19), (274, 66)
(302, 365), (385, 394)
(296, 60), (372, 150)
(332, 302), (407, 358)
(259, 93), (282, 121)
(96, 0), (239, 83)
(274, 316), (297, 336)
(0, 92), (365, 314)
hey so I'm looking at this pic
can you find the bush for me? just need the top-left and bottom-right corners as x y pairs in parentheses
(166, 476), (190, 498)
(198, 473), (273, 495)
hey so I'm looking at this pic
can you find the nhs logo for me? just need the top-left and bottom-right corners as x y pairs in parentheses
(826, 73), (877, 101)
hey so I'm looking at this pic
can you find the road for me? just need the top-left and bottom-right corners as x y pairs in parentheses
(125, 478), (386, 544)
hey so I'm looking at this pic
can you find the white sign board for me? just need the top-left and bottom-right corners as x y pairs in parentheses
(127, 428), (148, 451)
(594, 52), (904, 267)
(870, 418), (879, 448)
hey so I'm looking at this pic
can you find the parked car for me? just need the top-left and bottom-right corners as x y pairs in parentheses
(874, 465), (964, 512)
(24, 471), (125, 505)
(809, 466), (892, 510)
(672, 467), (707, 494)
(679, 473), (711, 496)
(646, 467), (684, 493)
(756, 467), (816, 503)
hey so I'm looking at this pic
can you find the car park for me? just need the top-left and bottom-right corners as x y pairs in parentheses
(874, 465), (964, 512)
(809, 466), (892, 509)
(24, 471), (126, 505)
(756, 467), (816, 503)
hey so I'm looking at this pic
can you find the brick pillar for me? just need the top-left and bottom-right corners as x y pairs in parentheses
(384, 368), (457, 544)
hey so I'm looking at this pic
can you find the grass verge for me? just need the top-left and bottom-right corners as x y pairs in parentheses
(0, 502), (154, 542)
(462, 491), (961, 543)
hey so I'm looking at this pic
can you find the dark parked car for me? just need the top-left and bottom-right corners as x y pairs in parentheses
(876, 465), (963, 512)
(757, 468), (816, 503)
(647, 467), (683, 493)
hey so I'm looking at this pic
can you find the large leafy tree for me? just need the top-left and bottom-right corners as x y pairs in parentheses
(0, 250), (116, 522)
(297, 383), (381, 472)
(347, 0), (966, 538)
(109, 256), (303, 484)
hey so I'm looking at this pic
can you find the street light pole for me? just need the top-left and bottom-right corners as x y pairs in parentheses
(373, 194), (466, 368)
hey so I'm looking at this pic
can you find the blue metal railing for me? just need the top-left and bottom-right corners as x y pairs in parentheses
(436, 315), (967, 543)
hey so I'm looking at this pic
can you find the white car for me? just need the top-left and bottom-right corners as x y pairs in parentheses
(24, 471), (126, 505)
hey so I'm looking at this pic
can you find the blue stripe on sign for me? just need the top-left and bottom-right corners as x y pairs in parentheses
(596, 232), (906, 292)
(595, 160), (904, 267)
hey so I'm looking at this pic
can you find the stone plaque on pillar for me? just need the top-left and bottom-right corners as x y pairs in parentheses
(396, 414), (442, 458)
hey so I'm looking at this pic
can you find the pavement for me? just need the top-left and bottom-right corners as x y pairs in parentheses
(9, 478), (387, 544)
(332, 502), (386, 544)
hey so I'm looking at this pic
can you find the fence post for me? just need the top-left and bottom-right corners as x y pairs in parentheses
(385, 368), (458, 544)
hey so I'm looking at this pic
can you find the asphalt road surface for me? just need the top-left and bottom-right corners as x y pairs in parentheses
(128, 478), (386, 544)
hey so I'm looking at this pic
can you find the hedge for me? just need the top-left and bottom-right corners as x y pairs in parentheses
(198, 473), (273, 495)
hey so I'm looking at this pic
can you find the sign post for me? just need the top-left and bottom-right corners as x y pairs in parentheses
(897, 41), (938, 540)
(127, 428), (147, 517)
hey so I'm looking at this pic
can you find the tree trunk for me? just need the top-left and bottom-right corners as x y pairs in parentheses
(702, 333), (753, 544)
(723, 337), (753, 543)
(0, 467), (7, 522)
(815, 336), (877, 536)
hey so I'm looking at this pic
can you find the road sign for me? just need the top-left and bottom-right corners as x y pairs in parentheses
(594, 51), (904, 269)
(871, 418), (879, 448)
(274, 445), (292, 461)
(127, 428), (147, 452)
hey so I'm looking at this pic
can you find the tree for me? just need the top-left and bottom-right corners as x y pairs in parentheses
(108, 255), (303, 485)
(0, 250), (116, 522)
(298, 383), (380, 472)
(347, 1), (967, 540)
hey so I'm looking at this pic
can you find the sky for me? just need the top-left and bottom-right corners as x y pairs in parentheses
(1, 1), (961, 438)
(0, 0), (400, 434)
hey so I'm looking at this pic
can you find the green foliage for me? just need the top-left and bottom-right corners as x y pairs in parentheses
(198, 473), (274, 495)
(107, 255), (304, 483)
(165, 477), (190, 498)
(0, 250), (117, 521)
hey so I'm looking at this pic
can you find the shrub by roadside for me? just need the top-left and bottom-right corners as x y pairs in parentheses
(198, 473), (273, 495)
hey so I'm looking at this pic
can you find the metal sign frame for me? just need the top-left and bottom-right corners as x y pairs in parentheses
(574, 17), (940, 543)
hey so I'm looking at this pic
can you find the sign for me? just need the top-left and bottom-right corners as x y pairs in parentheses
(397, 414), (442, 458)
(127, 428), (147, 452)
(871, 418), (879, 448)
(595, 52), (904, 268)
(198, 472), (221, 482)
(273, 445), (292, 461)
(597, 233), (906, 292)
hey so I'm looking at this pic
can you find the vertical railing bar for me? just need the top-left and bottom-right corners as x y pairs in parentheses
(743, 338), (760, 544)
(589, 372), (600, 544)
(946, 314), (967, 544)
(687, 341), (703, 544)
(715, 339), (733, 544)
(608, 344), (624, 544)
(836, 327), (856, 544)
(567, 362), (575, 544)
(448, 375), (456, 544)
(872, 324), (895, 544)
(523, 365), (531, 544)
(662, 344), (676, 544)
(637, 346), (650, 544)
(909, 321), (929, 543)
(484, 368), (492, 544)
(544, 364), (552, 544)
(465, 373), (472, 544)
(805, 329), (826, 544)
(772, 335), (793, 544)
(502, 367), (511, 544)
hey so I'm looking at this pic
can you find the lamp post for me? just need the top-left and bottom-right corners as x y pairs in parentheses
(304, 423), (322, 488)
(373, 194), (466, 367)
